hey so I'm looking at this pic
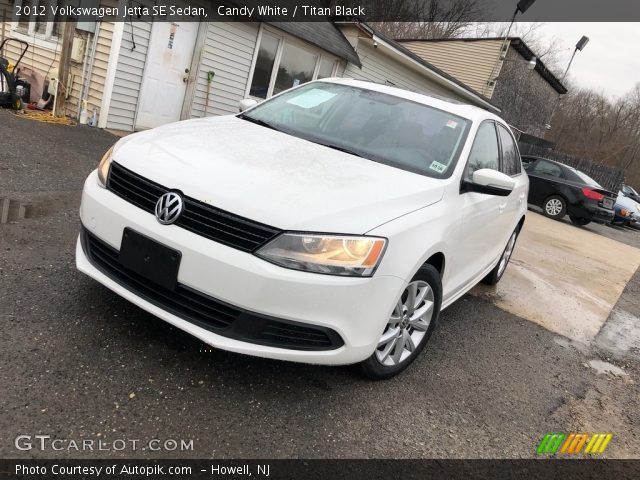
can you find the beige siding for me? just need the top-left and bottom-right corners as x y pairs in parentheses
(106, 21), (152, 131)
(189, 22), (259, 118)
(2, 33), (56, 76)
(65, 21), (114, 118)
(344, 42), (466, 101)
(82, 21), (113, 116)
(1, 20), (113, 118)
(400, 39), (505, 98)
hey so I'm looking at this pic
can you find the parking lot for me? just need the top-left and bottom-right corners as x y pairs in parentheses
(1, 109), (639, 459)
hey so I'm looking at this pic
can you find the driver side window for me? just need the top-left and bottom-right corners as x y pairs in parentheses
(464, 122), (500, 181)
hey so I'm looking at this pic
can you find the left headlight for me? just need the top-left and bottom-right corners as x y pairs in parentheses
(97, 146), (114, 187)
(256, 233), (387, 277)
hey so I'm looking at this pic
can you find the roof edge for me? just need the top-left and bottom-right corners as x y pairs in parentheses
(398, 37), (567, 95)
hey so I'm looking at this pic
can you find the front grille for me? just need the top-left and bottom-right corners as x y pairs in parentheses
(81, 228), (343, 351)
(107, 162), (282, 252)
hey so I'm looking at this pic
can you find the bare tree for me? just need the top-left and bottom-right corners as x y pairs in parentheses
(367, 0), (486, 39)
(550, 83), (640, 187)
(468, 22), (568, 76)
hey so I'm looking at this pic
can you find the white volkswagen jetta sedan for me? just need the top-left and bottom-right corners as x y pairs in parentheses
(77, 78), (528, 379)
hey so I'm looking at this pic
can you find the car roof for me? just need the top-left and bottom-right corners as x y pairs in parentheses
(316, 77), (503, 124)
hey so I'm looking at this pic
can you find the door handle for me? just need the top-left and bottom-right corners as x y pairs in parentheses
(518, 193), (525, 204)
(499, 202), (507, 213)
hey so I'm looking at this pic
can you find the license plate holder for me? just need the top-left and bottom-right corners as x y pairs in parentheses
(119, 228), (181, 291)
(603, 198), (614, 209)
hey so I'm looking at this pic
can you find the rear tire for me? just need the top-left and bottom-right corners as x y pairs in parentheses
(360, 264), (441, 380)
(542, 195), (567, 220)
(570, 216), (591, 226)
(482, 228), (519, 286)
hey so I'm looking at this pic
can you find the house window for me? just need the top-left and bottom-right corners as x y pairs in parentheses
(13, 0), (61, 43)
(248, 32), (279, 99)
(248, 27), (339, 99)
(317, 57), (337, 79)
(273, 42), (318, 95)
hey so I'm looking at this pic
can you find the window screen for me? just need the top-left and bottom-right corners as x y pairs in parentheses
(272, 43), (318, 95)
(249, 32), (279, 99)
(317, 58), (335, 79)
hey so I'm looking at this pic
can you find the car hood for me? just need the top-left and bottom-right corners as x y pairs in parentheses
(112, 116), (445, 233)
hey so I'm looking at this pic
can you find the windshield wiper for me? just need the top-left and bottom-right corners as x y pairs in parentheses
(238, 114), (281, 132)
(317, 143), (365, 158)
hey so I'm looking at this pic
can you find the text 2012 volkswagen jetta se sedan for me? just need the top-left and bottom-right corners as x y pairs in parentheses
(76, 78), (528, 379)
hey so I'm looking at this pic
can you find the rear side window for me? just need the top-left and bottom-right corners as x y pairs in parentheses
(497, 125), (521, 176)
(464, 122), (500, 181)
(530, 160), (563, 178)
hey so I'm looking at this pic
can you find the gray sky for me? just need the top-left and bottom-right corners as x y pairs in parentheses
(533, 23), (640, 99)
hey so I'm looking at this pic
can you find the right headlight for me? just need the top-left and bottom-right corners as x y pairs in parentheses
(97, 146), (114, 187)
(255, 233), (387, 277)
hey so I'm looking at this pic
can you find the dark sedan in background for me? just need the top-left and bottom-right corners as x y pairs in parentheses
(522, 156), (616, 226)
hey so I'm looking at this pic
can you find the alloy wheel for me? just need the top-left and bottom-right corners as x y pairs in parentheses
(545, 198), (563, 216)
(375, 281), (434, 367)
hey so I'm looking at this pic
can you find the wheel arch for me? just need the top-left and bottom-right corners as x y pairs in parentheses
(424, 252), (445, 278)
(544, 192), (569, 205)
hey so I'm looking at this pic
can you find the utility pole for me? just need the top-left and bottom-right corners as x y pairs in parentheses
(546, 35), (590, 130)
(53, 19), (75, 117)
(483, 0), (537, 97)
(561, 36), (590, 83)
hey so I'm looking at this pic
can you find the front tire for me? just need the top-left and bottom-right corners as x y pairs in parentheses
(543, 195), (567, 220)
(360, 264), (442, 380)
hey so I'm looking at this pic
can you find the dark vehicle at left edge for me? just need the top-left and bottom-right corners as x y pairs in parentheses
(522, 155), (616, 226)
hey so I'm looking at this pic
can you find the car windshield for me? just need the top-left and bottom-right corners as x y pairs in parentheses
(240, 82), (471, 178)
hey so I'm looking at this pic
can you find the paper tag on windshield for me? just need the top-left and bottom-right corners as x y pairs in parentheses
(286, 89), (337, 109)
(446, 120), (458, 129)
(429, 161), (447, 173)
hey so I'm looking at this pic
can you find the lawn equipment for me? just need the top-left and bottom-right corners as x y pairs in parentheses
(0, 38), (29, 110)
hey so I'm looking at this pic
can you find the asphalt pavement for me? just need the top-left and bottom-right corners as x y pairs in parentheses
(1, 109), (639, 459)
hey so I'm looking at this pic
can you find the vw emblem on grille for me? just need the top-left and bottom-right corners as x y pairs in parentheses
(155, 192), (184, 225)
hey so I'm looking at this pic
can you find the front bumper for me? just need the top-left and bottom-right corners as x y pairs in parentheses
(76, 170), (404, 365)
(613, 208), (639, 225)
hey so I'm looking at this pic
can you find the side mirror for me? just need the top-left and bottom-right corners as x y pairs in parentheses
(463, 168), (515, 197)
(239, 98), (258, 112)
